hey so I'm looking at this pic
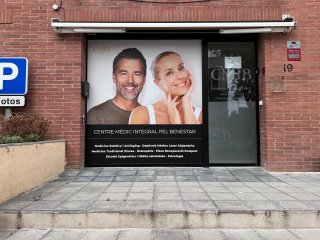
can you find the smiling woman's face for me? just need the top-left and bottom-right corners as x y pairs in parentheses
(155, 54), (190, 97)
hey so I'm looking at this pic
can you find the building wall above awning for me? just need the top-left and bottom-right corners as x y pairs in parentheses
(51, 16), (296, 34)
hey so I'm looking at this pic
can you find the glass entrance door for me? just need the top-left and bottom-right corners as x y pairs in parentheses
(208, 42), (258, 165)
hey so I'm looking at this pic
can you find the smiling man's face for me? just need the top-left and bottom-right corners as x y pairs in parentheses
(113, 58), (146, 101)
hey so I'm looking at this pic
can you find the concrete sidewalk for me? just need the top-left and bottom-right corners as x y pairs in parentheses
(1, 167), (320, 229)
(2, 228), (320, 240)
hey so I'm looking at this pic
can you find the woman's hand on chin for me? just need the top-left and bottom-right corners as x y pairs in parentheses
(166, 93), (182, 124)
(182, 73), (194, 108)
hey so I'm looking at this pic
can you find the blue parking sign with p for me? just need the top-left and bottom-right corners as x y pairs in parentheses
(0, 58), (28, 95)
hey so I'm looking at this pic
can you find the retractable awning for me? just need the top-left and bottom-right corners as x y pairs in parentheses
(51, 15), (296, 34)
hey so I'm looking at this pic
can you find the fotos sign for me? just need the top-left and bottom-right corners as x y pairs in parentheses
(0, 58), (28, 107)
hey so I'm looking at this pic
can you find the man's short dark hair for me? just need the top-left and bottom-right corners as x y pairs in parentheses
(113, 48), (147, 76)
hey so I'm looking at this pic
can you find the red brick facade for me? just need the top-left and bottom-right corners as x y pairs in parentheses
(1, 0), (319, 171)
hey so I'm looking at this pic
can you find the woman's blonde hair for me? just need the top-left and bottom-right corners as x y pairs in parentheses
(151, 51), (181, 80)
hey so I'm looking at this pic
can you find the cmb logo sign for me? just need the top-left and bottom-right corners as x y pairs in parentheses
(0, 58), (28, 107)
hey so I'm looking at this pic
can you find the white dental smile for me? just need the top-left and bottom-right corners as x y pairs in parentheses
(125, 86), (135, 90)
(175, 82), (186, 87)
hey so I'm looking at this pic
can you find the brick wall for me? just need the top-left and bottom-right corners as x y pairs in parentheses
(1, 0), (319, 171)
(258, 1), (320, 171)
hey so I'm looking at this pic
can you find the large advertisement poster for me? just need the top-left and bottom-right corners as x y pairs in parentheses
(86, 40), (203, 166)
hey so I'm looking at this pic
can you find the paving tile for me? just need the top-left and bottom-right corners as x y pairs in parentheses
(98, 171), (119, 177)
(130, 186), (154, 193)
(88, 201), (124, 212)
(276, 201), (315, 210)
(175, 170), (194, 176)
(117, 230), (152, 240)
(177, 182), (200, 187)
(0, 230), (16, 239)
(260, 193), (296, 201)
(155, 182), (177, 187)
(175, 176), (198, 182)
(286, 192), (320, 200)
(55, 200), (91, 211)
(94, 176), (115, 182)
(156, 170), (174, 176)
(221, 182), (245, 187)
(214, 201), (250, 211)
(106, 187), (132, 192)
(81, 186), (107, 194)
(301, 201), (320, 209)
(196, 176), (217, 182)
(189, 229), (225, 240)
(132, 182), (155, 187)
(216, 177), (238, 182)
(199, 182), (223, 187)
(54, 177), (76, 182)
(156, 186), (180, 193)
(59, 170), (81, 177)
(13, 190), (49, 201)
(244, 201), (281, 210)
(302, 187), (320, 194)
(136, 170), (156, 176)
(110, 182), (133, 187)
(202, 186), (229, 192)
(127, 193), (154, 201)
(181, 192), (209, 201)
(98, 192), (127, 201)
(86, 182), (111, 187)
(114, 176), (136, 182)
(255, 176), (281, 182)
(41, 229), (84, 240)
(154, 201), (186, 211)
(117, 170), (137, 176)
(67, 192), (101, 201)
(270, 174), (302, 182)
(22, 200), (62, 211)
(134, 176), (155, 182)
(226, 187), (256, 193)
(234, 175), (261, 182)
(252, 187), (288, 193)
(121, 201), (153, 212)
(193, 170), (213, 175)
(266, 182), (292, 188)
(243, 182), (269, 188)
(273, 186), (306, 192)
(156, 192), (182, 201)
(5, 229), (49, 240)
(152, 230), (189, 240)
(41, 192), (74, 201)
(179, 187), (204, 193)
(155, 176), (175, 182)
(79, 230), (118, 240)
(184, 200), (217, 211)
(234, 192), (267, 201)
(290, 229), (320, 240)
(59, 182), (89, 189)
(78, 170), (100, 177)
(222, 229), (261, 240)
(208, 192), (239, 200)
(75, 176), (95, 182)
(0, 200), (33, 211)
(256, 229), (300, 240)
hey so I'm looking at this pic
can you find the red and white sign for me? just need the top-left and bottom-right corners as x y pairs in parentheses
(287, 48), (301, 61)
(287, 41), (301, 61)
